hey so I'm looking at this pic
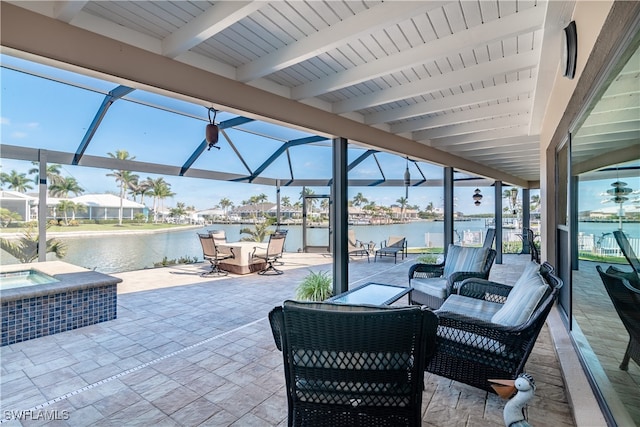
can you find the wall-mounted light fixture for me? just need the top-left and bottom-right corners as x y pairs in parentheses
(473, 188), (483, 206)
(562, 21), (577, 79)
(205, 107), (220, 150)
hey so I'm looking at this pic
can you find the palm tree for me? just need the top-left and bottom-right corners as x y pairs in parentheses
(256, 193), (269, 218)
(49, 176), (84, 197)
(396, 196), (408, 222)
(0, 208), (22, 227)
(147, 178), (165, 222)
(107, 150), (136, 225)
(137, 178), (154, 206)
(281, 196), (291, 207)
(2, 170), (33, 192)
(0, 225), (66, 263)
(57, 200), (76, 225)
(503, 189), (520, 215)
(219, 197), (233, 219)
(363, 201), (377, 218)
(28, 163), (63, 187)
(530, 194), (541, 212)
(426, 201), (434, 212)
(70, 202), (87, 221)
(301, 188), (316, 216)
(149, 178), (174, 223)
(352, 192), (368, 208)
(170, 202), (187, 222)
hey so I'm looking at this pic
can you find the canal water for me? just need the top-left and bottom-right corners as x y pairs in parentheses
(2, 220), (635, 274)
(44, 220), (490, 273)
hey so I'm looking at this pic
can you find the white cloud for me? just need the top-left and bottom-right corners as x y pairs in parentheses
(0, 117), (10, 125)
(11, 131), (27, 139)
(26, 122), (39, 128)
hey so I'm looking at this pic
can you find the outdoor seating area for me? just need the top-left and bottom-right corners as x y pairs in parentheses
(0, 253), (576, 426)
(197, 230), (289, 276)
(427, 261), (563, 392)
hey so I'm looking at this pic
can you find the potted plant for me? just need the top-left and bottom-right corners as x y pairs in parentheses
(296, 270), (333, 301)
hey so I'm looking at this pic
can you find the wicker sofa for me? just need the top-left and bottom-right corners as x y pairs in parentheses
(409, 245), (496, 309)
(426, 261), (563, 393)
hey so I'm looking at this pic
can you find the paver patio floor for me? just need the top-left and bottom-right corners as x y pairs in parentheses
(0, 253), (575, 426)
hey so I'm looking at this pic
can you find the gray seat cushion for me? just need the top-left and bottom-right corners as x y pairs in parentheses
(410, 278), (448, 300)
(437, 294), (503, 323)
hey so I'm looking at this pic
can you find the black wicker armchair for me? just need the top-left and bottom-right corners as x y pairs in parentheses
(613, 230), (640, 275)
(409, 245), (496, 309)
(426, 262), (562, 393)
(596, 265), (640, 370)
(269, 300), (438, 427)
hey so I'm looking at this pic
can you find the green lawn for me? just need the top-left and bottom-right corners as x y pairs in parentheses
(0, 223), (197, 233)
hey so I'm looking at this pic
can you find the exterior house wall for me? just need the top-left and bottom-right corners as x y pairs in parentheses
(539, 0), (615, 262)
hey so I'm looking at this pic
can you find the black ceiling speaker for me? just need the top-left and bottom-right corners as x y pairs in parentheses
(562, 21), (577, 79)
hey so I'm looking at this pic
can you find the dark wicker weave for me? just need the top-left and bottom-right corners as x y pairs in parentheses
(613, 230), (640, 275)
(524, 227), (540, 263)
(426, 262), (562, 393)
(269, 301), (438, 427)
(483, 227), (496, 249)
(408, 249), (496, 309)
(597, 265), (640, 370)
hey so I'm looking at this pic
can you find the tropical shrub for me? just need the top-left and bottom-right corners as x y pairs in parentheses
(240, 217), (276, 242)
(0, 225), (66, 263)
(296, 270), (333, 301)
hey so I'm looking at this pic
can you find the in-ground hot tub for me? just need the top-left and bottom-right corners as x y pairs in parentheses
(0, 261), (122, 346)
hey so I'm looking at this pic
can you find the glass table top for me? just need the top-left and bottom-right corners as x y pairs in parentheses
(328, 282), (410, 306)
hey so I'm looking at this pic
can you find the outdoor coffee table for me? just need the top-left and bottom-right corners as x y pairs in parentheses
(327, 282), (411, 306)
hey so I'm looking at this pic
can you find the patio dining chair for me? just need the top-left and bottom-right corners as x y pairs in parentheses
(252, 231), (287, 275)
(269, 300), (438, 427)
(197, 232), (234, 276)
(207, 229), (227, 244)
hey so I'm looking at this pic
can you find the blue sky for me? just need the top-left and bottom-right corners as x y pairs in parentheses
(2, 53), (635, 215)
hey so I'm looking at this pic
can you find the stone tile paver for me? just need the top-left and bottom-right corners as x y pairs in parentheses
(0, 253), (577, 426)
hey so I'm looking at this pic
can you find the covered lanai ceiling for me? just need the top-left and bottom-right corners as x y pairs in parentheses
(1, 1), (581, 187)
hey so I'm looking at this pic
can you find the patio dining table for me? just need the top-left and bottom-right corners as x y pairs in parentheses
(217, 241), (268, 275)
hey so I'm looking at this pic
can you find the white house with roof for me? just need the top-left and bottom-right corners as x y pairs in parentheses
(70, 194), (147, 220)
(0, 190), (36, 222)
(0, 192), (147, 222)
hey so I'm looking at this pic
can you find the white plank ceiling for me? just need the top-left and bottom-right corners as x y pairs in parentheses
(7, 0), (635, 184)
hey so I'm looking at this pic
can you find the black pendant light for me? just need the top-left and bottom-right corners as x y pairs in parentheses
(206, 107), (220, 150)
(473, 188), (483, 206)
